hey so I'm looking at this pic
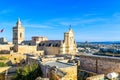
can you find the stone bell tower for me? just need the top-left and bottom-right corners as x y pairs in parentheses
(13, 18), (24, 45)
(64, 27), (74, 46)
(63, 25), (76, 54)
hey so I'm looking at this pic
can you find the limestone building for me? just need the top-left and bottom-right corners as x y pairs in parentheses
(32, 36), (48, 44)
(0, 37), (7, 44)
(1, 18), (77, 55)
(13, 18), (24, 45)
(28, 55), (77, 80)
(61, 28), (76, 54)
(41, 61), (77, 80)
(38, 28), (77, 55)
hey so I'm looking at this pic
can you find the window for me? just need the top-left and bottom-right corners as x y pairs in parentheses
(42, 43), (45, 46)
(14, 58), (16, 60)
(29, 43), (31, 45)
(34, 38), (36, 41)
(49, 43), (51, 46)
(20, 33), (22, 38)
(39, 44), (41, 46)
(56, 44), (58, 47)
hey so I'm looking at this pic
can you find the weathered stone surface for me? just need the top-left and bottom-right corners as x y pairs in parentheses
(78, 55), (120, 74)
(86, 74), (104, 80)
(60, 66), (77, 80)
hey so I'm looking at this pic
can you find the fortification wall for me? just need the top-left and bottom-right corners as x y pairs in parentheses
(0, 45), (13, 51)
(0, 53), (26, 64)
(78, 55), (120, 74)
(15, 45), (44, 55)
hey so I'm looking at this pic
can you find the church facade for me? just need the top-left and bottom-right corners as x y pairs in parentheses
(37, 28), (77, 55)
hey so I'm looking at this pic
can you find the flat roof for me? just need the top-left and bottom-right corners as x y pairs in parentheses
(44, 61), (75, 68)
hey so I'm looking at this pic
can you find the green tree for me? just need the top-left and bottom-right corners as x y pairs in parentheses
(14, 63), (43, 80)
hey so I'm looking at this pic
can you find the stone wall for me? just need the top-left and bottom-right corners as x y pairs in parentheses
(49, 66), (77, 80)
(0, 53), (26, 64)
(0, 73), (5, 80)
(0, 67), (11, 80)
(9, 53), (26, 64)
(38, 46), (60, 55)
(0, 67), (10, 73)
(0, 45), (13, 51)
(14, 45), (44, 55)
(27, 56), (38, 64)
(60, 66), (77, 80)
(0, 54), (10, 59)
(86, 74), (104, 80)
(78, 55), (120, 74)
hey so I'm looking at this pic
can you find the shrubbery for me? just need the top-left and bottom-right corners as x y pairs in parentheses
(0, 56), (7, 60)
(14, 63), (43, 80)
(0, 62), (8, 67)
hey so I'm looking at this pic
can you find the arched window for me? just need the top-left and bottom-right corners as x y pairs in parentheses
(14, 58), (16, 60)
(39, 43), (41, 46)
(20, 33), (22, 38)
(49, 43), (52, 46)
(29, 43), (31, 45)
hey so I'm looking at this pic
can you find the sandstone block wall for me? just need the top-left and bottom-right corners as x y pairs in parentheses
(60, 66), (77, 80)
(86, 74), (104, 80)
(0, 53), (26, 64)
(38, 47), (60, 55)
(0, 45), (13, 51)
(15, 45), (44, 55)
(78, 55), (120, 74)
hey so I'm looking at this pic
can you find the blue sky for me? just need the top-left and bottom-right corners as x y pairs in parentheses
(0, 0), (120, 42)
